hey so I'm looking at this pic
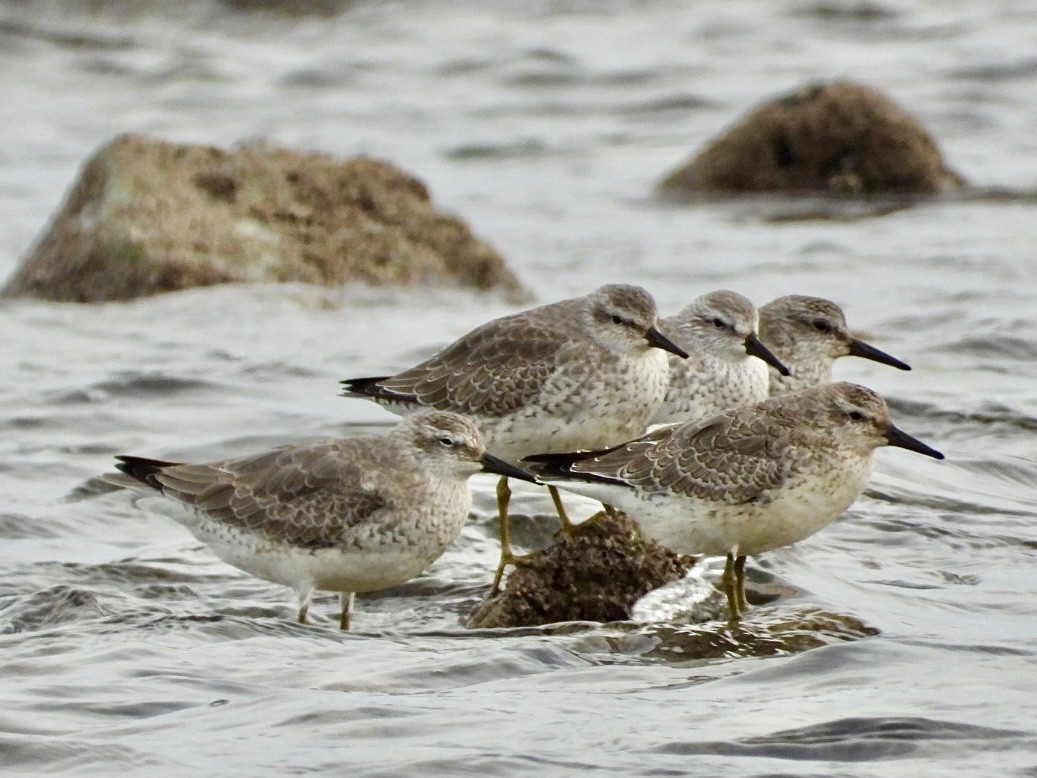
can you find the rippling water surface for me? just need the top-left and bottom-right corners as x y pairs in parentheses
(2, 1), (1037, 775)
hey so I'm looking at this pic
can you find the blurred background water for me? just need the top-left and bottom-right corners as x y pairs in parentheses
(2, 1), (1036, 775)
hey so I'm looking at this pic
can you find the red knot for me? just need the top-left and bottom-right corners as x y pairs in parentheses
(524, 382), (944, 621)
(105, 410), (533, 629)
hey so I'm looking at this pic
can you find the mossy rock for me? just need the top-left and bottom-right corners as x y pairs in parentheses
(468, 510), (693, 628)
(660, 80), (966, 196)
(2, 134), (527, 302)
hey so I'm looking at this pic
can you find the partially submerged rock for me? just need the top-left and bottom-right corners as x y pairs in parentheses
(467, 510), (693, 628)
(630, 610), (880, 663)
(660, 80), (966, 196)
(2, 134), (527, 302)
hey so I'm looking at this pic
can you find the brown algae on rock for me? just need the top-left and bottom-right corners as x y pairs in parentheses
(468, 511), (693, 629)
(3, 134), (527, 302)
(660, 80), (966, 197)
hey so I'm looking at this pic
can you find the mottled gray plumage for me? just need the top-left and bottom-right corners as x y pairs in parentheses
(653, 290), (789, 424)
(106, 411), (533, 629)
(760, 295), (911, 395)
(525, 382), (943, 619)
(343, 284), (687, 457)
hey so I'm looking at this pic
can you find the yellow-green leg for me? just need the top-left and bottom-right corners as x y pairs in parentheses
(491, 476), (515, 594)
(721, 553), (743, 623)
(548, 485), (575, 533)
(492, 481), (596, 593)
(296, 585), (314, 625)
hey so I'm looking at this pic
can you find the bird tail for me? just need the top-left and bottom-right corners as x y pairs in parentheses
(339, 376), (393, 399)
(113, 455), (178, 491)
(521, 446), (632, 487)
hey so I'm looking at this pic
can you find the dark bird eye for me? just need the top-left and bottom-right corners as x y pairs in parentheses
(712, 318), (725, 329)
(813, 319), (832, 333)
(848, 410), (865, 422)
(438, 437), (454, 447)
(611, 314), (624, 325)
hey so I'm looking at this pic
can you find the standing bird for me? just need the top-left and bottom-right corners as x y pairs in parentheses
(523, 382), (944, 621)
(105, 411), (534, 630)
(759, 295), (911, 395)
(340, 284), (688, 591)
(652, 290), (790, 424)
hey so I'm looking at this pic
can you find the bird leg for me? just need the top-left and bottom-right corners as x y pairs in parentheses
(339, 591), (355, 631)
(492, 480), (595, 593)
(296, 585), (315, 625)
(491, 476), (515, 594)
(721, 553), (743, 623)
(548, 485), (575, 534)
(550, 484), (614, 534)
(733, 555), (749, 612)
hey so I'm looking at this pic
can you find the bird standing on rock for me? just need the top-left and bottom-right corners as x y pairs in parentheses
(340, 283), (688, 591)
(524, 382), (944, 621)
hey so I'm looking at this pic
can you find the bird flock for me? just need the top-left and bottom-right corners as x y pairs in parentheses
(108, 284), (944, 629)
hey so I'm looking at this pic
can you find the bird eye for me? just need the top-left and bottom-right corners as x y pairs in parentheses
(848, 410), (865, 422)
(812, 319), (832, 333)
(438, 437), (455, 447)
(712, 317), (725, 329)
(611, 314), (624, 325)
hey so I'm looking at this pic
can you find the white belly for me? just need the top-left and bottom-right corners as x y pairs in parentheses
(181, 483), (473, 595)
(218, 543), (448, 594)
(551, 457), (873, 558)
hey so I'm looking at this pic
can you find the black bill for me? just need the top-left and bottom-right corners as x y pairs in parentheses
(848, 338), (912, 371)
(885, 424), (944, 459)
(481, 453), (540, 483)
(645, 326), (690, 359)
(744, 332), (790, 376)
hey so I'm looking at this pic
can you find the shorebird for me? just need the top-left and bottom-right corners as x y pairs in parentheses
(340, 283), (688, 591)
(523, 382), (944, 621)
(652, 290), (789, 424)
(759, 295), (911, 394)
(105, 411), (534, 630)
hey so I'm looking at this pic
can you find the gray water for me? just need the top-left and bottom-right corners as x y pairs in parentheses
(2, 1), (1037, 775)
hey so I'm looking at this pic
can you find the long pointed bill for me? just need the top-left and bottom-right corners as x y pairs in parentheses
(481, 453), (540, 484)
(885, 424), (944, 459)
(644, 326), (689, 359)
(848, 338), (912, 371)
(744, 332), (790, 376)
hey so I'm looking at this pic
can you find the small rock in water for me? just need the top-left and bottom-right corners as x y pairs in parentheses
(659, 79), (966, 196)
(2, 133), (528, 302)
(467, 510), (693, 628)
(632, 609), (880, 663)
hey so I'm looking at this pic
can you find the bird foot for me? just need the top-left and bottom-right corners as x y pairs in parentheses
(490, 550), (538, 595)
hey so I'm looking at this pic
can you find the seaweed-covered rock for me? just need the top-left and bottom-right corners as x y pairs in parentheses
(2, 134), (527, 302)
(467, 510), (693, 628)
(660, 80), (966, 196)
